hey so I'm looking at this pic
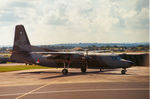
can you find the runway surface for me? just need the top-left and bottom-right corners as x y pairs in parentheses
(0, 66), (149, 99)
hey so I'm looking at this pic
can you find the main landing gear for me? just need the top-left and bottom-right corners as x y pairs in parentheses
(81, 66), (87, 73)
(62, 69), (68, 75)
(62, 62), (70, 75)
(61, 58), (88, 75)
(121, 68), (127, 74)
(100, 68), (104, 72)
(80, 60), (88, 73)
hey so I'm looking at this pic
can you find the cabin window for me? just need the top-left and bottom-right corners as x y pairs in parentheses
(111, 56), (120, 60)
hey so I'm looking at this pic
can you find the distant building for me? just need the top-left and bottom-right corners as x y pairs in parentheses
(72, 47), (83, 51)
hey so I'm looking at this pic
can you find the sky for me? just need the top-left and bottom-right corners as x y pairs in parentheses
(0, 0), (149, 46)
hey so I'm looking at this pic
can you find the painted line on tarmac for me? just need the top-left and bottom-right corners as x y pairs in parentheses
(32, 88), (149, 94)
(0, 88), (148, 97)
(15, 81), (57, 99)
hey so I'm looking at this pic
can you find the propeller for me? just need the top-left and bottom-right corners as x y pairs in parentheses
(82, 49), (91, 60)
(81, 49), (92, 67)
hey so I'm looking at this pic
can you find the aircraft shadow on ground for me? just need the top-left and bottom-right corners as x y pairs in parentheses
(41, 71), (131, 79)
(18, 71), (60, 74)
(17, 69), (132, 80)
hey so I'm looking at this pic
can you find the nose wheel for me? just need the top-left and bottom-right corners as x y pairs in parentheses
(121, 68), (127, 74)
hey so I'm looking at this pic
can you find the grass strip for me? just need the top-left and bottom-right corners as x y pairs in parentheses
(0, 65), (52, 72)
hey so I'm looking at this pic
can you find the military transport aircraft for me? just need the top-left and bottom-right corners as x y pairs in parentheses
(10, 25), (134, 75)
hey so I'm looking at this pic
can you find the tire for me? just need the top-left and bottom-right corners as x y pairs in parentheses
(62, 69), (68, 75)
(81, 66), (87, 73)
(121, 70), (126, 74)
(100, 68), (103, 72)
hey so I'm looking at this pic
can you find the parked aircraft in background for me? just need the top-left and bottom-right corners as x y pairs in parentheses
(10, 25), (134, 74)
(0, 55), (9, 64)
(0, 57), (8, 63)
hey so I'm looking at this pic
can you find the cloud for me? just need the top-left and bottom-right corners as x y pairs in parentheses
(0, 0), (149, 45)
(135, 0), (149, 12)
(0, 9), (22, 24)
(9, 1), (33, 8)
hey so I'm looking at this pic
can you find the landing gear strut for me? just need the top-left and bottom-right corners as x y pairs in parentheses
(81, 66), (87, 73)
(121, 68), (127, 74)
(81, 61), (88, 73)
(100, 68), (103, 72)
(62, 61), (70, 75)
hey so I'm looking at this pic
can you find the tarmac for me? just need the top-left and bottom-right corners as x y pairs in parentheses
(0, 66), (149, 99)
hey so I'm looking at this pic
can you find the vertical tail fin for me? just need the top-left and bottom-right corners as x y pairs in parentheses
(12, 25), (31, 52)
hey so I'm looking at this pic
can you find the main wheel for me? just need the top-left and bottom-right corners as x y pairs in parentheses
(100, 68), (103, 72)
(121, 70), (126, 74)
(62, 69), (68, 75)
(81, 66), (87, 73)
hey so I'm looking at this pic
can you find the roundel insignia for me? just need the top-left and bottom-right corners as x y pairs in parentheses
(36, 59), (40, 64)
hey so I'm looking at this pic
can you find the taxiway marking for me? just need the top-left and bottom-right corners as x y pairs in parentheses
(15, 81), (57, 99)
